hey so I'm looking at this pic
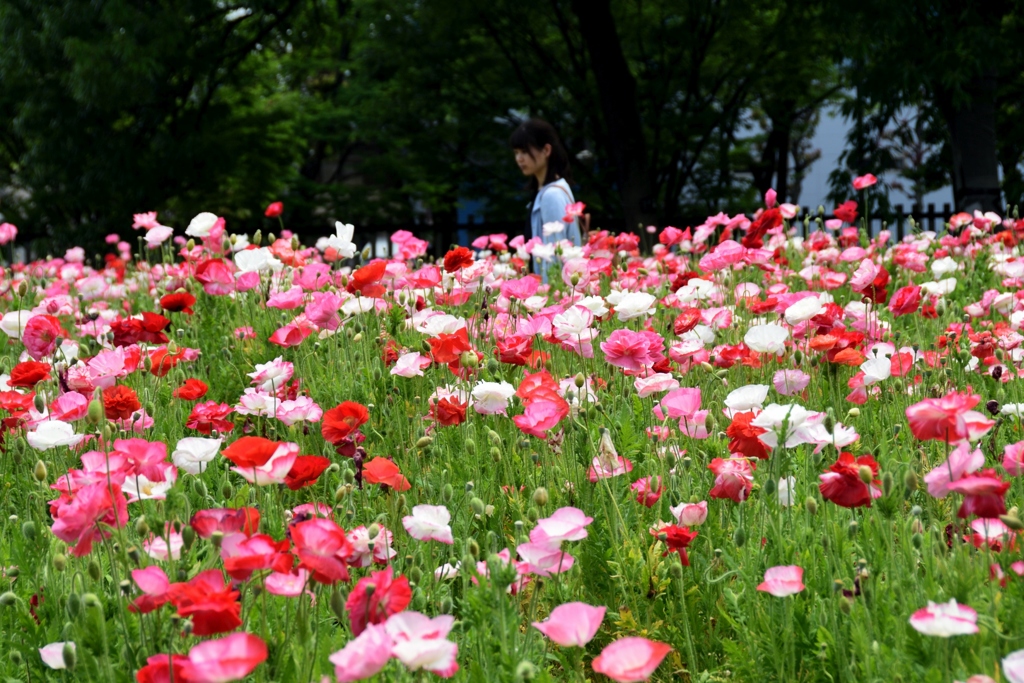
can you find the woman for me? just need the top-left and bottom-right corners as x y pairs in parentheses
(510, 119), (584, 277)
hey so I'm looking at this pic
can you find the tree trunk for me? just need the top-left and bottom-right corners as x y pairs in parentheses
(570, 0), (654, 232)
(939, 72), (1002, 213)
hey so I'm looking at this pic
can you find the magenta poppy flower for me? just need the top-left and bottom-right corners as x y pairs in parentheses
(852, 173), (877, 190)
(757, 565), (806, 597)
(592, 637), (672, 683)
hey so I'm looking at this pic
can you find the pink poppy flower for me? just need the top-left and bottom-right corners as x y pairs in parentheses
(852, 173), (878, 190)
(600, 329), (662, 373)
(0, 222), (18, 244)
(385, 612), (459, 678)
(248, 356), (294, 393)
(265, 569), (311, 597)
(532, 602), (606, 647)
(923, 442), (984, 498)
(757, 565), (806, 597)
(512, 399), (569, 439)
(1003, 440), (1024, 476)
(906, 391), (993, 443)
(908, 599), (978, 637)
(652, 387), (701, 421)
(276, 396), (322, 426)
(328, 623), (394, 682)
(591, 637), (672, 683)
(39, 642), (74, 669)
(708, 457), (754, 502)
(1004, 650), (1024, 683)
(773, 369), (810, 396)
(391, 352), (431, 378)
(402, 505), (454, 544)
(670, 501), (708, 526)
(183, 632), (268, 683)
(22, 314), (62, 360)
(588, 455), (633, 482)
(515, 541), (575, 577)
(530, 507), (593, 547)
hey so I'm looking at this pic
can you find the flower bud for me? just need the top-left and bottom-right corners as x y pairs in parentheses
(464, 438), (476, 455)
(490, 447), (502, 462)
(210, 531), (224, 548)
(881, 472), (893, 497)
(181, 526), (196, 552)
(330, 589), (347, 622)
(135, 517), (150, 537)
(441, 484), (454, 502)
(469, 497), (486, 516)
(904, 470), (918, 496)
(367, 523), (380, 541)
(805, 497), (817, 515)
(53, 554), (67, 572)
(858, 465), (873, 485)
(87, 560), (102, 582)
(532, 487), (549, 507)
(440, 597), (453, 614)
(459, 351), (479, 369)
(848, 520), (859, 538)
(86, 399), (104, 425)
(20, 521), (35, 541)
(733, 526), (746, 548)
(515, 661), (539, 683)
(416, 436), (433, 449)
(0, 592), (17, 607)
(33, 460), (47, 482)
(82, 593), (101, 609)
(10, 650), (23, 666)
(65, 593), (81, 618)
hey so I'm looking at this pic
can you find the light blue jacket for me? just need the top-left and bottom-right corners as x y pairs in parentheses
(530, 179), (581, 280)
(530, 178), (582, 246)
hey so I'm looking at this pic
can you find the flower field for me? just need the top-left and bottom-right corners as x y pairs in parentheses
(3, 182), (1024, 683)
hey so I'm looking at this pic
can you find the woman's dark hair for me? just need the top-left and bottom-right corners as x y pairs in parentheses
(510, 118), (573, 192)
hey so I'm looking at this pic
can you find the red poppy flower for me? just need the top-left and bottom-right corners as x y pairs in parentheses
(362, 457), (412, 491)
(160, 291), (197, 314)
(346, 261), (387, 298)
(948, 470), (1011, 519)
(103, 385), (141, 421)
(139, 312), (171, 343)
(173, 378), (208, 401)
(888, 285), (922, 317)
(432, 397), (467, 426)
(109, 318), (144, 347)
(222, 437), (281, 469)
(442, 246), (474, 273)
(345, 566), (411, 635)
(136, 654), (189, 683)
(191, 508), (260, 539)
(741, 207), (782, 248)
(673, 308), (701, 335)
(321, 402), (370, 445)
(284, 455), (332, 490)
(150, 347), (188, 377)
(428, 329), (472, 364)
(819, 452), (880, 508)
(9, 361), (50, 388)
(726, 411), (770, 460)
(264, 201), (284, 218)
(650, 524), (698, 565)
(186, 401), (235, 435)
(167, 569), (242, 636)
(497, 335), (534, 366)
(834, 200), (858, 223)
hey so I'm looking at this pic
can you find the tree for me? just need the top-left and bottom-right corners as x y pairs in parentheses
(0, 0), (303, 250)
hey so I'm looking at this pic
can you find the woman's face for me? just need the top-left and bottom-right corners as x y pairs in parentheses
(514, 144), (551, 177)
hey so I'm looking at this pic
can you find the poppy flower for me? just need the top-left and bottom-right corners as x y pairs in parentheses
(173, 378), (208, 401)
(905, 391), (993, 443)
(284, 455), (332, 490)
(888, 285), (921, 317)
(191, 508), (261, 539)
(852, 173), (877, 190)
(757, 566), (806, 597)
(442, 246), (473, 273)
(345, 566), (412, 636)
(742, 207), (782, 249)
(136, 654), (190, 683)
(650, 524), (698, 564)
(150, 347), (188, 376)
(428, 329), (472, 365)
(321, 402), (370, 445)
(221, 437), (281, 469)
(9, 361), (51, 388)
(591, 637), (672, 683)
(947, 470), (1011, 518)
(363, 458), (412, 491)
(908, 599), (978, 637)
(291, 517), (355, 583)
(182, 632), (268, 682)
(726, 411), (770, 460)
(708, 457), (754, 502)
(346, 261), (387, 298)
(532, 602), (605, 648)
(834, 200), (858, 224)
(160, 291), (197, 314)
(673, 308), (701, 335)
(166, 570), (242, 636)
(819, 452), (881, 508)
(221, 534), (294, 580)
(103, 385), (141, 421)
(264, 201), (284, 218)
(431, 397), (467, 427)
(22, 314), (62, 360)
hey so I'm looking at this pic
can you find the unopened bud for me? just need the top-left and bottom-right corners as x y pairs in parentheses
(881, 471), (893, 497)
(469, 497), (486, 516)
(87, 560), (102, 582)
(367, 523), (380, 540)
(33, 460), (47, 482)
(53, 554), (67, 572)
(87, 399), (104, 425)
(532, 487), (549, 507)
(20, 521), (36, 541)
(858, 465), (874, 485)
(805, 497), (817, 515)
(733, 526), (746, 548)
(210, 531), (224, 548)
(848, 520), (859, 538)
(0, 592), (17, 607)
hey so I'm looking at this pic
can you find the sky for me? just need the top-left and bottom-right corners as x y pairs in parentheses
(799, 107), (954, 212)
